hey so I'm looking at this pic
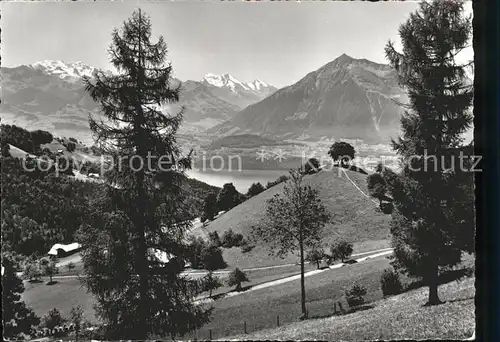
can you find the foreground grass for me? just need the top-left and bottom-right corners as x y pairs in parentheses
(22, 278), (98, 323)
(187, 256), (393, 339)
(189, 254), (474, 340)
(228, 277), (475, 341)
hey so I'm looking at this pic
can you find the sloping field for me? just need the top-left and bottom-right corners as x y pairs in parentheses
(22, 278), (98, 323)
(228, 276), (475, 341)
(196, 167), (391, 268)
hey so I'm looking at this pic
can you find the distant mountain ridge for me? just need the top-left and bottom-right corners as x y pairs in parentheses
(211, 54), (408, 143)
(30, 60), (98, 82)
(0, 61), (276, 141)
(201, 73), (277, 108)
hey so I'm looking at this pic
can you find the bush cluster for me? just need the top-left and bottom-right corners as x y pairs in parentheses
(380, 268), (404, 297)
(266, 175), (289, 189)
(343, 281), (367, 308)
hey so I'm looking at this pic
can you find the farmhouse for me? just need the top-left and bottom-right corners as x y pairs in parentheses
(47, 242), (82, 258)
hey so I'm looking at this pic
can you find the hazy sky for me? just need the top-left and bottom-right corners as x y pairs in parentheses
(2, 1), (472, 88)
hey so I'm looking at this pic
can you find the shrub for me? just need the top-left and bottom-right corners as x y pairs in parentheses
(208, 231), (221, 247)
(266, 175), (289, 189)
(42, 308), (66, 332)
(186, 236), (207, 269)
(380, 201), (394, 214)
(343, 281), (367, 308)
(69, 305), (84, 338)
(66, 262), (76, 271)
(200, 245), (227, 271)
(380, 268), (403, 297)
(247, 182), (265, 198)
(227, 268), (249, 291)
(303, 158), (321, 175)
(240, 239), (255, 253)
(2, 143), (11, 157)
(221, 229), (244, 248)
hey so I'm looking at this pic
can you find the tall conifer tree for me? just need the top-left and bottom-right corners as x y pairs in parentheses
(385, 0), (473, 305)
(80, 9), (211, 338)
(2, 255), (40, 339)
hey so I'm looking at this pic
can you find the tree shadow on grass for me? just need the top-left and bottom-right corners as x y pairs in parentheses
(446, 296), (475, 304)
(28, 279), (43, 284)
(405, 267), (474, 292)
(343, 304), (375, 315)
(46, 280), (59, 286)
(211, 293), (226, 301)
(340, 164), (368, 175)
(310, 304), (375, 320)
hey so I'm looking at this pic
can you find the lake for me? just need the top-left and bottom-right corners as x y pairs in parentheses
(186, 169), (287, 193)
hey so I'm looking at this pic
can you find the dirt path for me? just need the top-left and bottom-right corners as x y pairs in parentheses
(52, 247), (393, 280)
(194, 249), (394, 304)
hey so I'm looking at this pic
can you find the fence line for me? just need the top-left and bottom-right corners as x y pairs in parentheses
(201, 301), (345, 340)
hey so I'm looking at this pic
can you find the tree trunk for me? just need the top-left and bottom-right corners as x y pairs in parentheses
(299, 236), (307, 319)
(136, 172), (149, 338)
(209, 289), (212, 298)
(426, 262), (442, 305)
(135, 19), (150, 337)
(316, 260), (320, 269)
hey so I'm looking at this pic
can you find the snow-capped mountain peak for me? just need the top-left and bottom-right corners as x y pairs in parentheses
(30, 60), (97, 82)
(201, 73), (277, 107)
(248, 79), (269, 91)
(202, 73), (252, 92)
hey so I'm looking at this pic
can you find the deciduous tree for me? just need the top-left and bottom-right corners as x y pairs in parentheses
(329, 240), (353, 263)
(328, 142), (355, 167)
(253, 168), (332, 319)
(217, 183), (241, 211)
(367, 172), (388, 205)
(202, 193), (218, 221)
(40, 257), (58, 284)
(306, 247), (325, 269)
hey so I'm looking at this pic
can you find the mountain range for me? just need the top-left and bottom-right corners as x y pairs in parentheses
(5, 55), (461, 145)
(0, 61), (276, 143)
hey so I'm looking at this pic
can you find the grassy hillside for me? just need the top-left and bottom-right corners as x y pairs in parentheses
(194, 167), (391, 268)
(228, 276), (475, 341)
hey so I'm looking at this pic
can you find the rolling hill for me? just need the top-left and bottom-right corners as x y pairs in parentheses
(211, 54), (407, 143)
(194, 166), (392, 268)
